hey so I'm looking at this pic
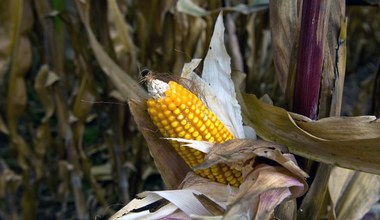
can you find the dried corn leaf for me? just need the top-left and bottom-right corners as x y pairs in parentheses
(108, 0), (138, 71)
(242, 93), (380, 174)
(75, 0), (147, 101)
(72, 76), (95, 121)
(34, 65), (59, 122)
(0, 160), (22, 197)
(298, 164), (332, 220)
(5, 0), (33, 173)
(269, 0), (299, 92)
(318, 0), (345, 118)
(0, 115), (9, 135)
(177, 0), (209, 17)
(0, 0), (24, 83)
(328, 167), (380, 220)
(196, 139), (307, 179)
(34, 65), (57, 178)
(226, 165), (304, 220)
(0, 160), (22, 219)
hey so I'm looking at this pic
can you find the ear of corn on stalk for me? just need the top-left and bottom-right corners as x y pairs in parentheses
(146, 79), (242, 187)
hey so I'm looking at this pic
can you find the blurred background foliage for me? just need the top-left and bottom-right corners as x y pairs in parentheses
(0, 0), (379, 219)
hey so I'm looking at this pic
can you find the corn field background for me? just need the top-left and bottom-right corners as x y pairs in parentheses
(0, 0), (379, 219)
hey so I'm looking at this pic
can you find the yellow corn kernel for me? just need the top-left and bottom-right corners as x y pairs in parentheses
(147, 80), (242, 187)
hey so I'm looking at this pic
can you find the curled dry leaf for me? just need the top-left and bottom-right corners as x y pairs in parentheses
(196, 139), (308, 219)
(242, 93), (380, 174)
(111, 139), (308, 220)
(75, 0), (148, 102)
(196, 139), (308, 179)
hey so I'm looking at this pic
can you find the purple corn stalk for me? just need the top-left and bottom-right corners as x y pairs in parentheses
(293, 0), (329, 119)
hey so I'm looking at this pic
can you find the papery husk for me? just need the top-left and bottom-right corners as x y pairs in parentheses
(112, 12), (308, 219)
(196, 139), (307, 179)
(179, 13), (247, 139)
(110, 172), (233, 220)
(111, 138), (308, 219)
(128, 99), (190, 189)
(197, 139), (308, 220)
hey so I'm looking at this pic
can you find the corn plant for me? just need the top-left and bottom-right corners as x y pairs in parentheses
(0, 0), (379, 219)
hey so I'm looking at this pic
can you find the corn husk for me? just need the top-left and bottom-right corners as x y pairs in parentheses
(112, 12), (307, 220)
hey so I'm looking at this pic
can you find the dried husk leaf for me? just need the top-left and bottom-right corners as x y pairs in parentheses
(242, 93), (380, 174)
(112, 138), (308, 219)
(179, 172), (238, 206)
(128, 100), (190, 189)
(196, 139), (307, 179)
(226, 165), (304, 220)
(33, 65), (59, 179)
(196, 139), (307, 220)
(111, 172), (229, 220)
(111, 138), (309, 219)
(201, 13), (246, 139)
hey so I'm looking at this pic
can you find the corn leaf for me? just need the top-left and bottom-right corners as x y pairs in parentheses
(75, 0), (147, 101)
(242, 93), (380, 174)
(108, 0), (138, 73)
(177, 0), (209, 17)
(269, 0), (299, 93)
(318, 0), (346, 118)
(328, 167), (380, 219)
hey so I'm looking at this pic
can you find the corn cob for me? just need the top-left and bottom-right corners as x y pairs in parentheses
(146, 79), (243, 187)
